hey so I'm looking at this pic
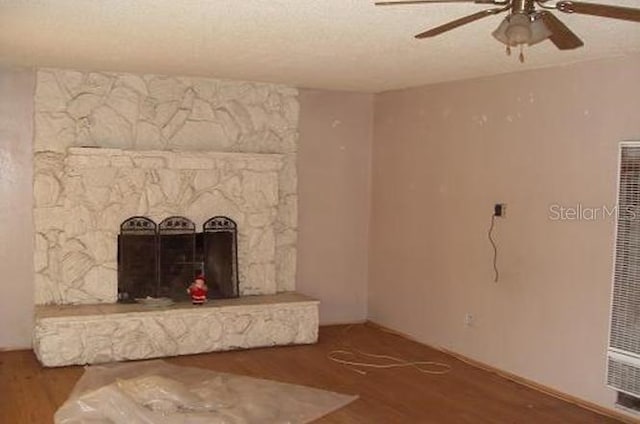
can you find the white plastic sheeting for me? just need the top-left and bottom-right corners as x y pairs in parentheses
(55, 360), (357, 424)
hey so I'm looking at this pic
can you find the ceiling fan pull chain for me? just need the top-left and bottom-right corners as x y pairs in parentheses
(519, 45), (525, 63)
(506, 45), (511, 56)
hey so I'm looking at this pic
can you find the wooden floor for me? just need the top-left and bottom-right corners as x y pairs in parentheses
(0, 324), (623, 423)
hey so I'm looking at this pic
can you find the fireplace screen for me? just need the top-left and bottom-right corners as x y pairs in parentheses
(117, 216), (239, 302)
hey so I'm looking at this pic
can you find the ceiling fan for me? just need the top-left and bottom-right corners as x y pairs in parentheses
(375, 0), (640, 62)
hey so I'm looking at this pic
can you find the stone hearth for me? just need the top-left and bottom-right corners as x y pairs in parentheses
(34, 293), (318, 367)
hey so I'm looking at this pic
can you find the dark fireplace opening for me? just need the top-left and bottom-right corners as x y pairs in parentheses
(117, 216), (239, 303)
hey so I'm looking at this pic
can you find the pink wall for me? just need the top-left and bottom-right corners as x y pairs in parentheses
(369, 54), (640, 411)
(297, 89), (373, 324)
(0, 67), (35, 349)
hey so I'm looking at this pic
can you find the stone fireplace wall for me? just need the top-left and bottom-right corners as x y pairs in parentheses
(34, 69), (299, 304)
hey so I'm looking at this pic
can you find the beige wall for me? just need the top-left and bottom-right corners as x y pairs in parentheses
(297, 89), (372, 324)
(0, 67), (35, 349)
(369, 54), (640, 411)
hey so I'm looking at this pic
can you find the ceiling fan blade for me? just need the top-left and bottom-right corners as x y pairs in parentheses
(539, 11), (584, 50)
(415, 6), (508, 38)
(375, 0), (498, 5)
(556, 1), (640, 22)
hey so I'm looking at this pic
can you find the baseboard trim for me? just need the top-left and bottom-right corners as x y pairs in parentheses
(365, 321), (635, 424)
(0, 345), (32, 352)
(320, 319), (368, 327)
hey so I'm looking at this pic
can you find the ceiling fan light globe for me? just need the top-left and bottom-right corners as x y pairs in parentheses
(528, 14), (552, 45)
(491, 17), (511, 45)
(505, 14), (532, 46)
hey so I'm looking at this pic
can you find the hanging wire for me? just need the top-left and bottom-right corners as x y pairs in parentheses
(488, 214), (499, 283)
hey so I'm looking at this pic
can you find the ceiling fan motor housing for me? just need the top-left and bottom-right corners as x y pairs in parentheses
(512, 0), (536, 14)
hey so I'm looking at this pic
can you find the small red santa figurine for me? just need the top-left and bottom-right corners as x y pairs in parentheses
(187, 275), (208, 305)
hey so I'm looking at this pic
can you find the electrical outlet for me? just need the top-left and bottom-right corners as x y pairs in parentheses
(494, 203), (506, 217)
(464, 313), (474, 327)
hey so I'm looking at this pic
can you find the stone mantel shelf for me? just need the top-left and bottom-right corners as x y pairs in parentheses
(36, 292), (317, 319)
(66, 146), (285, 162)
(34, 292), (319, 367)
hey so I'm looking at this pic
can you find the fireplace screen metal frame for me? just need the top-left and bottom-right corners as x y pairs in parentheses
(158, 216), (196, 302)
(204, 216), (240, 299)
(117, 216), (239, 302)
(118, 216), (158, 302)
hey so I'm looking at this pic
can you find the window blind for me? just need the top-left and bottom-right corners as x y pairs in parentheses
(608, 144), (640, 397)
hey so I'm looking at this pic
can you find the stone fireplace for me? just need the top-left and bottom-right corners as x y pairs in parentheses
(31, 69), (318, 367)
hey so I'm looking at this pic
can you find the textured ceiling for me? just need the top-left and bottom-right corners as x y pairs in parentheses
(0, 0), (639, 92)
